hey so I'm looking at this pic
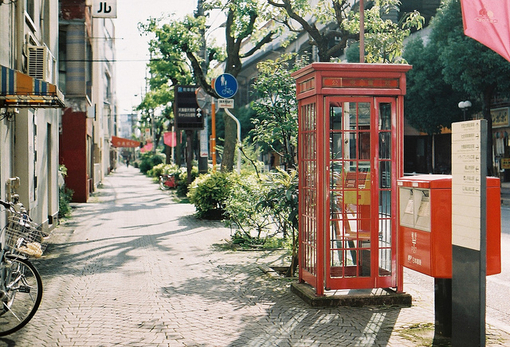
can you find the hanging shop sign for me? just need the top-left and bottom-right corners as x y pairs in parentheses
(111, 136), (140, 148)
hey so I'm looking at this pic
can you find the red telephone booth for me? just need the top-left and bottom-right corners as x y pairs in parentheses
(292, 63), (412, 295)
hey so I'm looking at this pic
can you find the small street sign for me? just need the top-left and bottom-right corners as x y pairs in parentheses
(218, 99), (234, 109)
(214, 73), (238, 99)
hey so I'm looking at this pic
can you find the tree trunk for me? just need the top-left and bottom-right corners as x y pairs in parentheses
(221, 114), (237, 172)
(186, 130), (193, 184)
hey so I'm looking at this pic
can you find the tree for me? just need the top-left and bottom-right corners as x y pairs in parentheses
(423, 0), (510, 174)
(403, 37), (466, 134)
(141, 0), (279, 172)
(360, 1), (424, 63)
(136, 22), (194, 161)
(250, 54), (304, 171)
(267, 0), (423, 63)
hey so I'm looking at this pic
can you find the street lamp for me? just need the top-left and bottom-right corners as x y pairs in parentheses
(458, 100), (472, 121)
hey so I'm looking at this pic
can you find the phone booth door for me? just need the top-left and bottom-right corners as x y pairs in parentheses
(327, 96), (398, 289)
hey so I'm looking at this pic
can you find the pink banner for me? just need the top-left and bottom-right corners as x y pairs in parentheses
(140, 142), (153, 153)
(164, 131), (177, 147)
(461, 0), (510, 62)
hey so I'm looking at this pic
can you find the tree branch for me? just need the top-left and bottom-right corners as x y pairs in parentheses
(241, 31), (276, 58)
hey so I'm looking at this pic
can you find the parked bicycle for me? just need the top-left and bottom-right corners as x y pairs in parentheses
(0, 199), (47, 336)
(159, 173), (178, 190)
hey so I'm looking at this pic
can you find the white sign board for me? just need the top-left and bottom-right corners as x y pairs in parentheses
(451, 120), (486, 250)
(200, 122), (209, 158)
(92, 0), (117, 18)
(218, 99), (234, 108)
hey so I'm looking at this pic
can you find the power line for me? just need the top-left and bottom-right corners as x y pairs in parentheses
(61, 58), (163, 62)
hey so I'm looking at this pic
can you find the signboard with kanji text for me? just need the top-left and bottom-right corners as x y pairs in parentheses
(174, 85), (204, 130)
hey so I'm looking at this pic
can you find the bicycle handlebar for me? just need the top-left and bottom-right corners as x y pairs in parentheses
(0, 200), (11, 209)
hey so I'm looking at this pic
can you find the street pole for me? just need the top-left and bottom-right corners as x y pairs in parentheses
(186, 130), (193, 185)
(360, 0), (365, 63)
(197, 0), (209, 173)
(211, 101), (217, 172)
(151, 108), (156, 153)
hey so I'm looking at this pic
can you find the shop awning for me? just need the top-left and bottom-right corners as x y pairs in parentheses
(0, 65), (65, 108)
(111, 136), (140, 148)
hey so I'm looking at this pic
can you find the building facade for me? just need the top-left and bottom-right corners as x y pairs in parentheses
(59, 0), (117, 202)
(1, 0), (118, 239)
(0, 0), (65, 231)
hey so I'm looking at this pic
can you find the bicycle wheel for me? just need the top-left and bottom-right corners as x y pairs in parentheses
(159, 177), (167, 190)
(0, 256), (43, 336)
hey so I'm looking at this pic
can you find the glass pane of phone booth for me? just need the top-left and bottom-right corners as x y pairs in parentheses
(328, 98), (397, 289)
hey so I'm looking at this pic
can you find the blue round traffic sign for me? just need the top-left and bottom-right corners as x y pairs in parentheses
(214, 73), (238, 99)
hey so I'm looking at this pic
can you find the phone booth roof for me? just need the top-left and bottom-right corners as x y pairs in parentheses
(292, 63), (412, 99)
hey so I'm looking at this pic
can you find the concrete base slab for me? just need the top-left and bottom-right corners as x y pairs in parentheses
(291, 281), (413, 308)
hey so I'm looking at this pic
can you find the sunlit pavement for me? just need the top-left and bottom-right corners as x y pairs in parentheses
(2, 165), (509, 346)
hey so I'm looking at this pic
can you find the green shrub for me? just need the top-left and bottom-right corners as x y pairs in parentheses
(58, 165), (74, 219)
(139, 152), (165, 174)
(187, 171), (237, 219)
(258, 169), (299, 276)
(148, 163), (166, 178)
(59, 186), (74, 219)
(224, 173), (272, 241)
(149, 163), (181, 178)
(176, 167), (198, 197)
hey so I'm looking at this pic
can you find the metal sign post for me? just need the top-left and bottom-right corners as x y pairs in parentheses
(451, 120), (487, 347)
(195, 87), (212, 173)
(214, 73), (240, 173)
(175, 85), (204, 179)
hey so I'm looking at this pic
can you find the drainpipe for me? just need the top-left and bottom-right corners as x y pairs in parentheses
(15, 0), (24, 70)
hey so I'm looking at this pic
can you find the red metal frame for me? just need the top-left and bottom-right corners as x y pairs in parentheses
(293, 63), (411, 295)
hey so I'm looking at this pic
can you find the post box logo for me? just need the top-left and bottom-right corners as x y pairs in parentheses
(411, 232), (417, 253)
(407, 232), (422, 266)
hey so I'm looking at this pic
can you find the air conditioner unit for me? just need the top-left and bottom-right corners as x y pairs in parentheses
(27, 45), (55, 82)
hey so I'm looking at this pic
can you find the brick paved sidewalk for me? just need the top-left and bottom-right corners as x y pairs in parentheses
(2, 166), (508, 346)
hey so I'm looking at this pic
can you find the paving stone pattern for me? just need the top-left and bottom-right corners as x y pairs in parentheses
(1, 166), (508, 346)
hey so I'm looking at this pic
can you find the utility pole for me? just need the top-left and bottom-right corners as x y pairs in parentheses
(197, 0), (209, 173)
(360, 0), (365, 63)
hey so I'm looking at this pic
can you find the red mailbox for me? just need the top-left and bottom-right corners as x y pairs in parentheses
(398, 175), (501, 278)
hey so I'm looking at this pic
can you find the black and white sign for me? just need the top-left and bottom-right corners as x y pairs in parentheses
(92, 0), (117, 18)
(174, 85), (204, 130)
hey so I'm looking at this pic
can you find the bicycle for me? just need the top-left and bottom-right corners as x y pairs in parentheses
(159, 174), (178, 190)
(0, 199), (46, 336)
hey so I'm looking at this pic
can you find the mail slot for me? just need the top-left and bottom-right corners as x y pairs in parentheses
(398, 174), (501, 278)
